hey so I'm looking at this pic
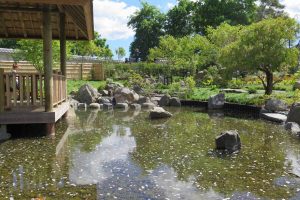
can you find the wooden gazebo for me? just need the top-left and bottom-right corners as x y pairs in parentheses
(0, 0), (94, 135)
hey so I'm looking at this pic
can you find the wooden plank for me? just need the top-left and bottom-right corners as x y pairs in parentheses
(32, 74), (37, 105)
(19, 74), (23, 106)
(0, 69), (4, 112)
(39, 74), (43, 106)
(7, 0), (87, 5)
(5, 74), (10, 108)
(26, 74), (30, 106)
(12, 74), (16, 106)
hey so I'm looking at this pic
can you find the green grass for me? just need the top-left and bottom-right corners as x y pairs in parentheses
(67, 80), (106, 94)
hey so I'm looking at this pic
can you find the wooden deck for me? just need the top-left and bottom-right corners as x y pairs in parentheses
(0, 102), (69, 124)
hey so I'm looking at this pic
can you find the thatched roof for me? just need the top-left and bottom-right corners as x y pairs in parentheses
(0, 0), (94, 40)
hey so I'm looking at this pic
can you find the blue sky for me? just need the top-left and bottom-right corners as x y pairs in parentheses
(93, 0), (300, 60)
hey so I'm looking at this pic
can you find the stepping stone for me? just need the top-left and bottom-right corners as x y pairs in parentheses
(260, 113), (287, 123)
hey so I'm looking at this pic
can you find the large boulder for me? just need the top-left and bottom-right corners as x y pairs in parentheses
(215, 130), (241, 152)
(115, 103), (129, 110)
(169, 97), (181, 107)
(208, 93), (225, 109)
(287, 103), (300, 124)
(137, 96), (149, 104)
(265, 99), (288, 112)
(294, 81), (300, 90)
(98, 97), (111, 104)
(75, 84), (100, 105)
(158, 94), (171, 107)
(149, 107), (173, 119)
(114, 87), (139, 104)
(132, 85), (144, 95)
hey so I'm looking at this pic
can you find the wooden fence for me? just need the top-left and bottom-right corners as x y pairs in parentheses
(0, 61), (96, 80)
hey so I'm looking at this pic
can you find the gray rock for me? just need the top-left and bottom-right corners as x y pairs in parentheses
(132, 85), (144, 95)
(149, 107), (173, 119)
(89, 103), (101, 109)
(260, 113), (287, 123)
(137, 96), (148, 104)
(98, 97), (111, 104)
(69, 99), (79, 108)
(130, 103), (141, 110)
(158, 94), (171, 107)
(99, 89), (109, 96)
(294, 81), (300, 90)
(142, 102), (155, 110)
(75, 84), (100, 105)
(287, 103), (300, 125)
(115, 103), (129, 110)
(208, 93), (225, 109)
(114, 87), (139, 104)
(169, 97), (181, 107)
(77, 103), (87, 110)
(285, 122), (300, 135)
(221, 89), (247, 93)
(265, 99), (288, 112)
(215, 130), (241, 152)
(103, 103), (113, 110)
(105, 82), (124, 91)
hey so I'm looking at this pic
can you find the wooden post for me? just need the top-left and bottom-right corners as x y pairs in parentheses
(46, 123), (55, 136)
(43, 6), (53, 112)
(59, 12), (66, 77)
(0, 68), (4, 112)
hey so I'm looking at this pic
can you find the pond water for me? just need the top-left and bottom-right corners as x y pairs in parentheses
(1, 107), (300, 199)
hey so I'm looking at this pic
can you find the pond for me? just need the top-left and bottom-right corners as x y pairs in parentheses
(1, 107), (300, 199)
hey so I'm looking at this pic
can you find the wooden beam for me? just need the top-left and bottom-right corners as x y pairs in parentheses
(59, 12), (67, 77)
(5, 0), (87, 6)
(43, 5), (53, 112)
(83, 0), (94, 40)
(0, 6), (59, 13)
(0, 68), (4, 112)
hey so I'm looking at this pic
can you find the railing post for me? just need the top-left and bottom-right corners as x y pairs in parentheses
(0, 68), (4, 112)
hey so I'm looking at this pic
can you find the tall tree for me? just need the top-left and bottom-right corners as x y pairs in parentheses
(219, 17), (299, 95)
(128, 2), (165, 61)
(165, 0), (195, 37)
(255, 0), (285, 21)
(115, 47), (126, 60)
(193, 0), (256, 35)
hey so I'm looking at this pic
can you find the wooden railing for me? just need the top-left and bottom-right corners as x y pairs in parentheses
(0, 70), (66, 110)
(53, 73), (67, 106)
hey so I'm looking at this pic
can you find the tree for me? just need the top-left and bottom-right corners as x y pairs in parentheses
(165, 0), (195, 37)
(0, 39), (19, 49)
(115, 47), (126, 60)
(13, 40), (61, 72)
(128, 2), (165, 61)
(193, 0), (256, 34)
(149, 35), (216, 75)
(219, 17), (299, 95)
(255, 0), (285, 21)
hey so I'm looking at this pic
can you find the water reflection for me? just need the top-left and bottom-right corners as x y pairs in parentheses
(1, 107), (300, 199)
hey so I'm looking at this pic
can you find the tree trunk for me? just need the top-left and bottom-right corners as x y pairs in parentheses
(265, 70), (273, 95)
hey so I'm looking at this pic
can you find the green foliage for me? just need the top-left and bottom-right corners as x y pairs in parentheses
(201, 65), (226, 86)
(0, 39), (19, 49)
(115, 47), (126, 60)
(13, 40), (61, 72)
(165, 0), (194, 37)
(193, 0), (256, 34)
(255, 0), (285, 21)
(128, 2), (165, 61)
(219, 17), (300, 95)
(149, 35), (217, 75)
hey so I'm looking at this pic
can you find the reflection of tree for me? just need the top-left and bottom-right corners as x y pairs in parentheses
(130, 110), (293, 199)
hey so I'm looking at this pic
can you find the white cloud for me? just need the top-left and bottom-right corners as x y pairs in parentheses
(93, 0), (138, 40)
(282, 0), (300, 19)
